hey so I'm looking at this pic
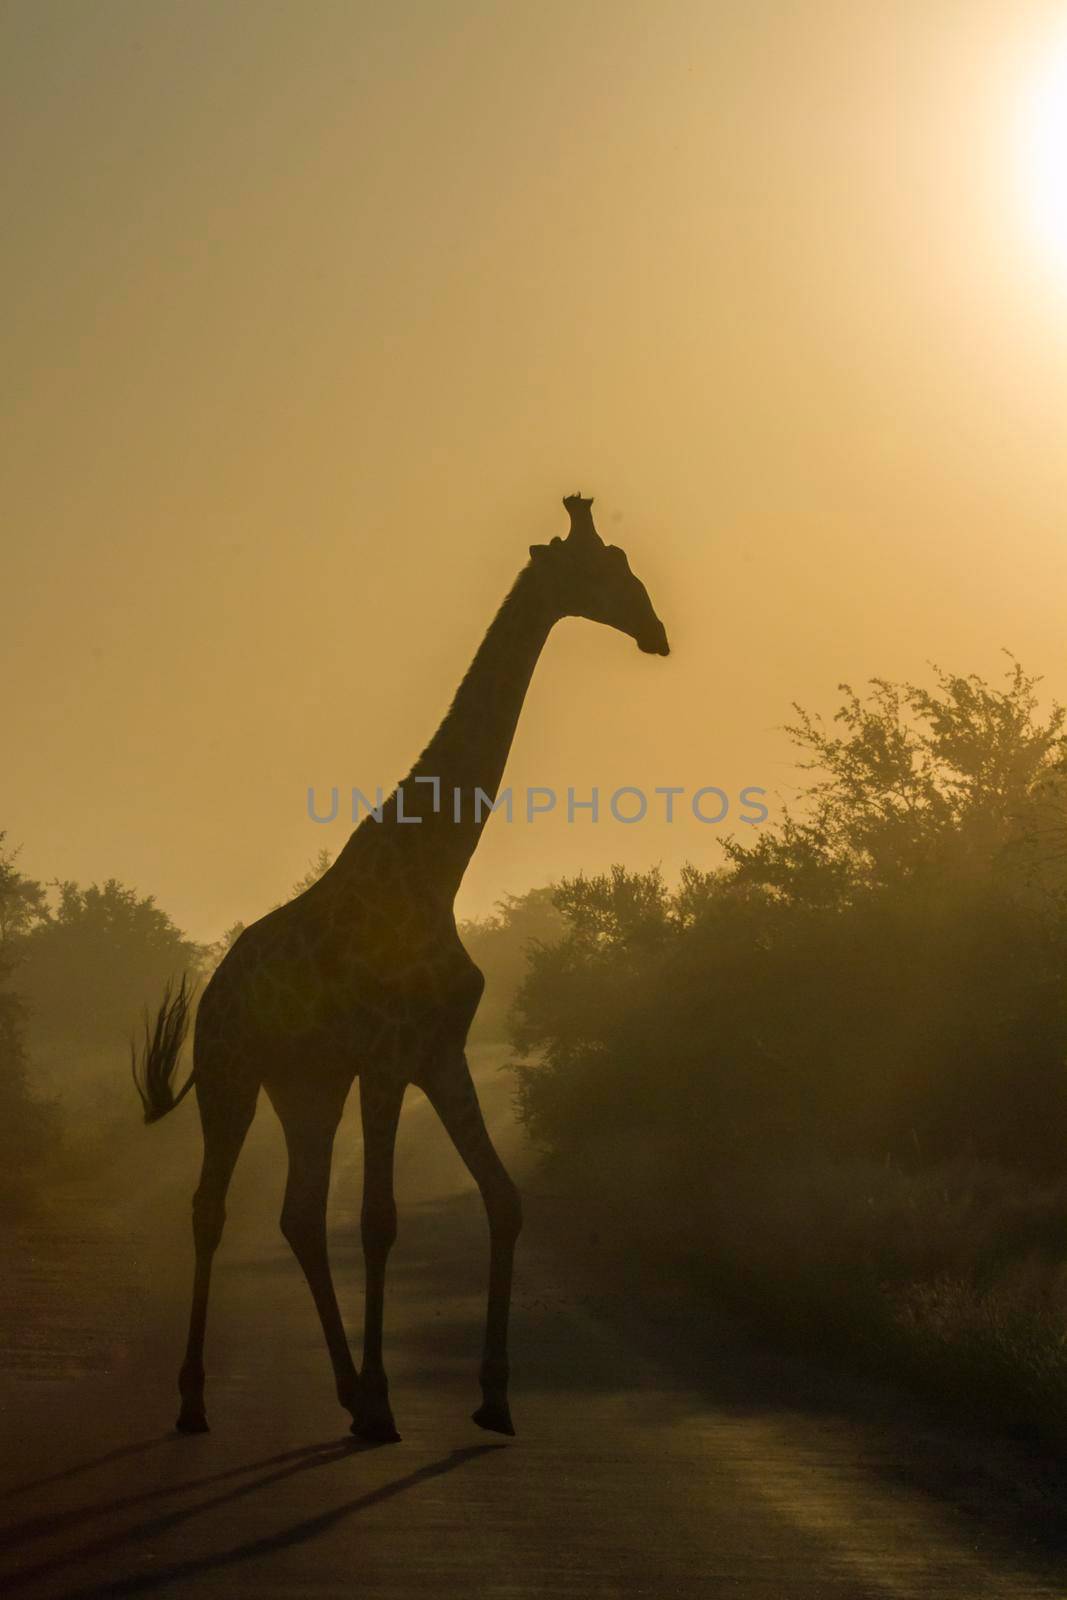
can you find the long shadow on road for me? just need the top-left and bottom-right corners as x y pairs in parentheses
(2, 1439), (353, 1551)
(8, 1442), (503, 1600)
(2, 1440), (178, 1503)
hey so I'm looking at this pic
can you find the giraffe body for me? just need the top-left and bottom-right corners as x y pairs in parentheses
(144, 494), (669, 1441)
(197, 828), (482, 1088)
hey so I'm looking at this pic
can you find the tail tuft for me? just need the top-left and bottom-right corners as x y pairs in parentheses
(131, 974), (197, 1124)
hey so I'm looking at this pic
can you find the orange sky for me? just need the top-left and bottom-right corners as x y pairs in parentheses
(5, 0), (1067, 940)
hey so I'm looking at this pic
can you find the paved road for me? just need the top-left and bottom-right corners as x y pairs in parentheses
(2, 1050), (1065, 1599)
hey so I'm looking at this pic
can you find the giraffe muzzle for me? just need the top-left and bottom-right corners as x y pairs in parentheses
(637, 621), (670, 657)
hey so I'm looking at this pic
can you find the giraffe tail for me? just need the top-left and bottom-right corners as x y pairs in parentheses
(131, 973), (197, 1124)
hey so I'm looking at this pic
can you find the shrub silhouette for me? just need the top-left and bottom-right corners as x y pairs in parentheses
(513, 659), (1067, 1175)
(0, 837), (55, 1205)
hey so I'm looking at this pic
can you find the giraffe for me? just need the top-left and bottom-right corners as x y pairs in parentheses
(133, 492), (670, 1443)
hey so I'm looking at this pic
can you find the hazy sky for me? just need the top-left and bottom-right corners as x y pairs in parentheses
(5, 0), (1067, 941)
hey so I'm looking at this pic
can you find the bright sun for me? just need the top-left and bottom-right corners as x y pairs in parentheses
(1020, 36), (1067, 274)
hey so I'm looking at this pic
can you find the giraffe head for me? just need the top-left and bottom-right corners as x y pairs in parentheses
(528, 493), (670, 657)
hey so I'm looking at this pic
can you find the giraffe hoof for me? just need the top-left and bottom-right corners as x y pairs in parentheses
(472, 1401), (515, 1436)
(175, 1410), (210, 1435)
(351, 1413), (401, 1444)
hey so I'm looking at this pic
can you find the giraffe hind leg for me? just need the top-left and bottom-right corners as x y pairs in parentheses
(177, 1073), (258, 1433)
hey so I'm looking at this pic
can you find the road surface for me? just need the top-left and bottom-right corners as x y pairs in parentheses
(2, 1047), (1065, 1598)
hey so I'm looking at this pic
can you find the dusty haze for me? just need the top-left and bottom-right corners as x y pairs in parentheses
(5, 0), (1067, 940)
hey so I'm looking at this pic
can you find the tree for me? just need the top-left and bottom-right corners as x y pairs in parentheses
(459, 887), (567, 1040)
(0, 836), (55, 1204)
(723, 657), (1067, 901)
(0, 838), (47, 942)
(18, 878), (206, 1057)
(513, 660), (1067, 1174)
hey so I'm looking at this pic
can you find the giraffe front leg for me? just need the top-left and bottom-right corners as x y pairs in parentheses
(421, 1057), (523, 1436)
(354, 1075), (406, 1443)
(276, 1110), (361, 1427)
(471, 1167), (521, 1436)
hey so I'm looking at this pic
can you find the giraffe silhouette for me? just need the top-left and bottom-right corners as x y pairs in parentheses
(133, 492), (670, 1442)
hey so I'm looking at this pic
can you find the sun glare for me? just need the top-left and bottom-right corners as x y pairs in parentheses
(1020, 34), (1067, 276)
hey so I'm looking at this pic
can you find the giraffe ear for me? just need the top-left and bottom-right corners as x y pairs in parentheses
(530, 538), (564, 561)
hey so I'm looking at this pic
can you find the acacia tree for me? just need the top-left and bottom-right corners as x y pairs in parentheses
(513, 660), (1067, 1173)
(18, 878), (206, 1056)
(724, 658), (1067, 900)
(0, 836), (54, 1203)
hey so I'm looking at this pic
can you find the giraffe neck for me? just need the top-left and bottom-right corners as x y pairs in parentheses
(347, 560), (556, 901)
(333, 561), (559, 899)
